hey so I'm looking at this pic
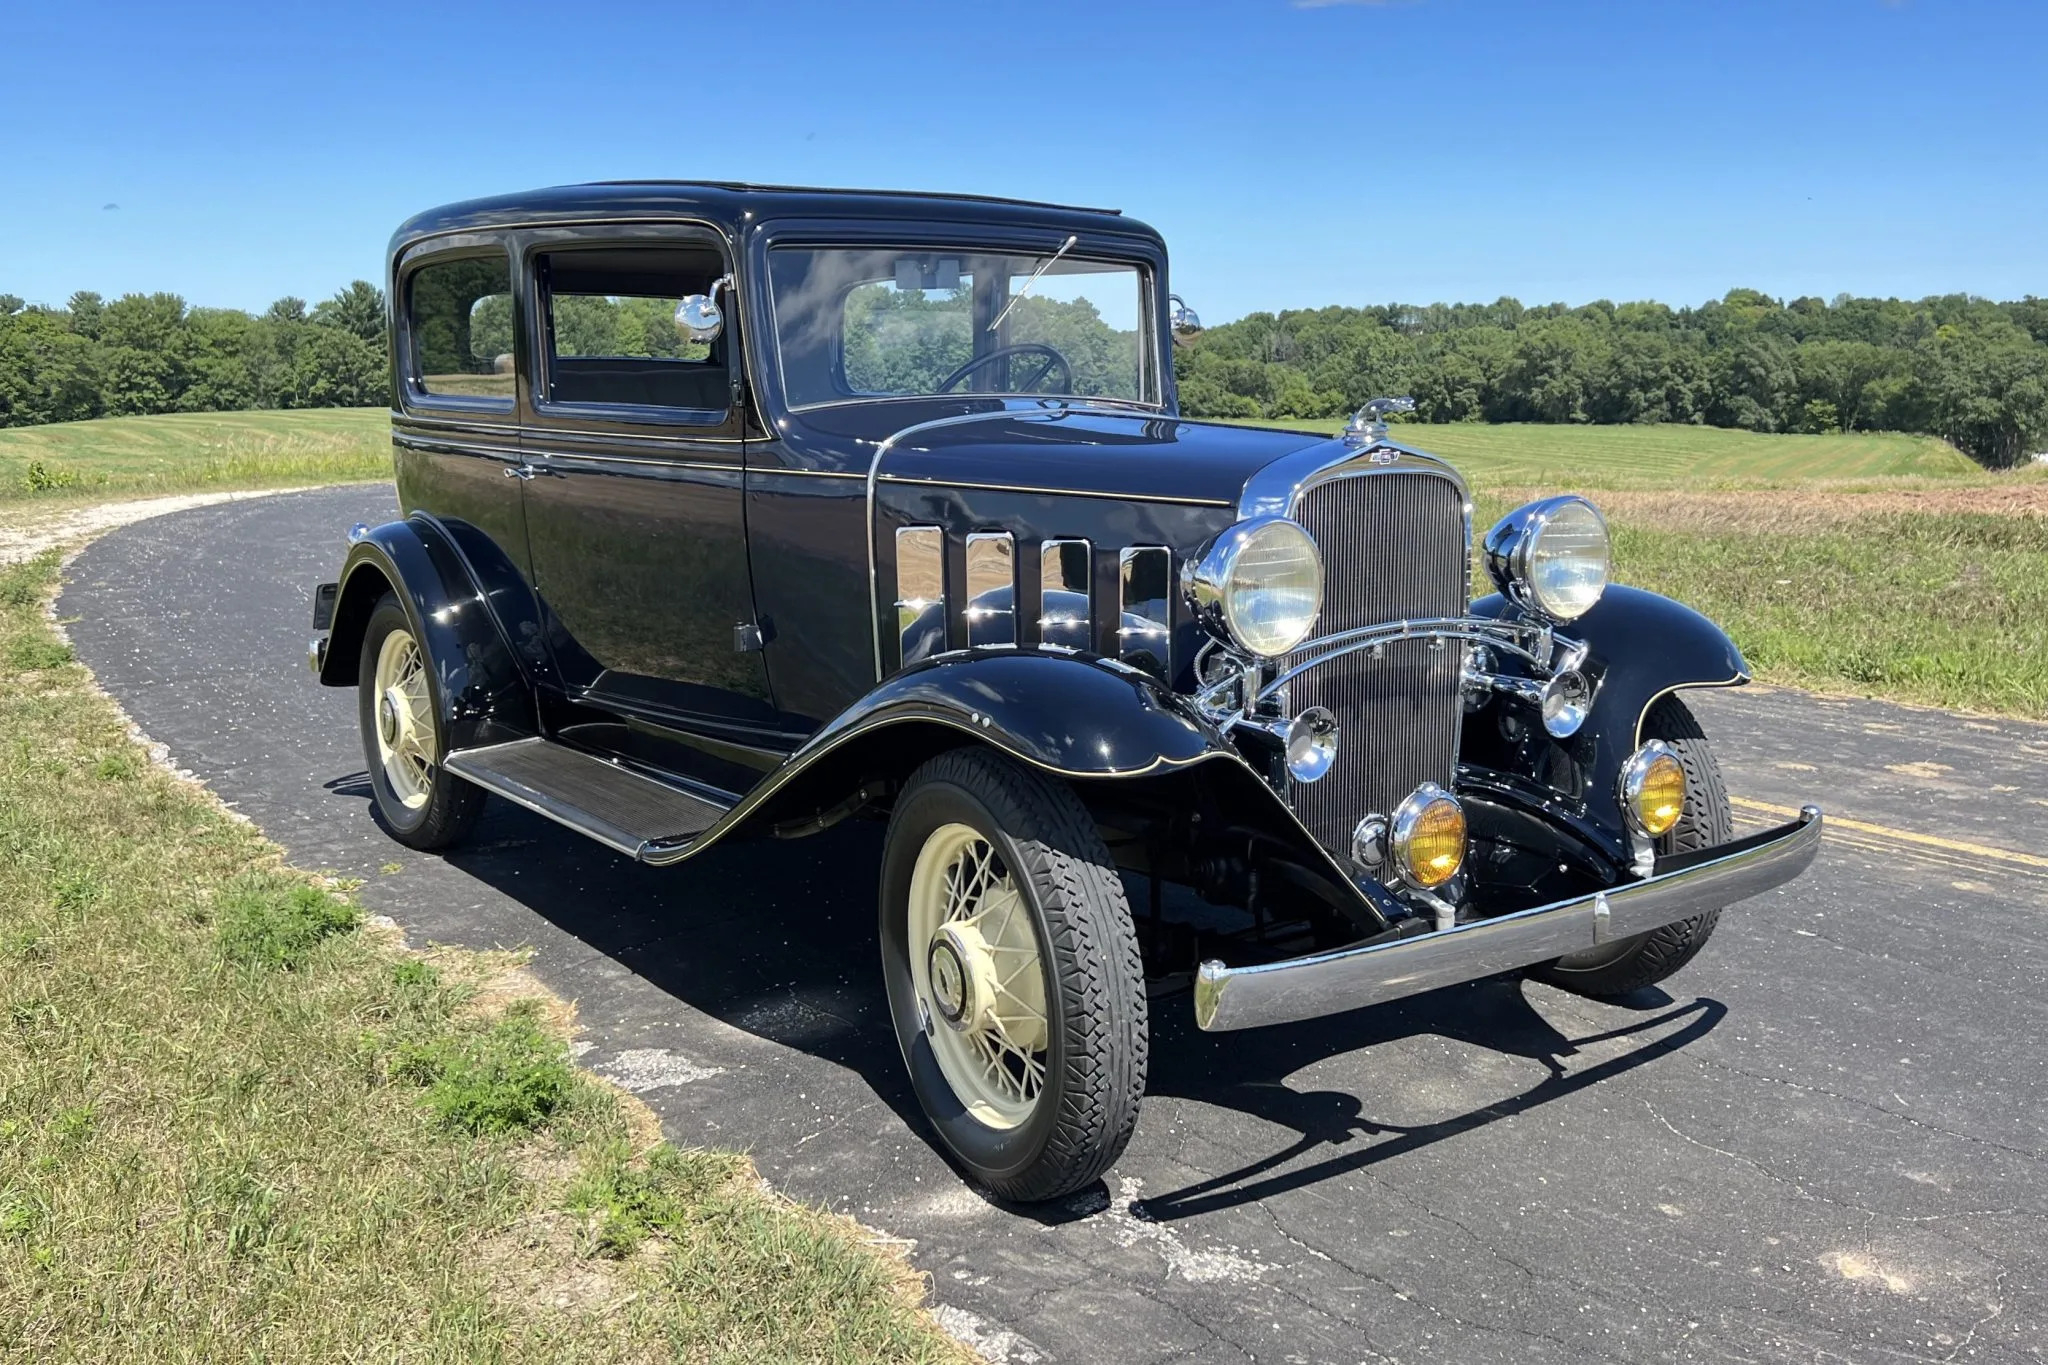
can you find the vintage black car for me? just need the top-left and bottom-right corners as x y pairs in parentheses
(309, 181), (1822, 1201)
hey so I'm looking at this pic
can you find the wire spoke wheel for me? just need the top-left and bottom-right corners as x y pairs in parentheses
(908, 823), (1052, 1129)
(371, 627), (436, 811)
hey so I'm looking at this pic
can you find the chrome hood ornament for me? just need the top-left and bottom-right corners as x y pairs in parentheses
(1345, 395), (1415, 447)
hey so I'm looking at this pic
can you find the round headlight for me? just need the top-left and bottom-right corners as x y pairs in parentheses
(1484, 496), (1611, 622)
(1620, 741), (1687, 839)
(1185, 517), (1323, 658)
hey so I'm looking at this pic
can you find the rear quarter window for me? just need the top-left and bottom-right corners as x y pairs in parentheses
(408, 255), (513, 402)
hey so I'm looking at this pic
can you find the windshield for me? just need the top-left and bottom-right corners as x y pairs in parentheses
(767, 245), (1153, 409)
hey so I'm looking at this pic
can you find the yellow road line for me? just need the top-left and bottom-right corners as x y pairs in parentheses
(1732, 796), (2048, 870)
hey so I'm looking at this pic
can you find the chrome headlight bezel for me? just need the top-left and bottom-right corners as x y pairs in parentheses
(1483, 495), (1612, 623)
(1183, 516), (1324, 659)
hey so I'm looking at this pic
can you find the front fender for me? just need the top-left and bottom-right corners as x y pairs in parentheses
(812, 648), (1225, 778)
(1467, 586), (1747, 859)
(316, 518), (536, 751)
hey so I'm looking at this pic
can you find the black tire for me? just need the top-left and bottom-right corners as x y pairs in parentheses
(879, 748), (1147, 1202)
(356, 592), (483, 851)
(1536, 695), (1731, 997)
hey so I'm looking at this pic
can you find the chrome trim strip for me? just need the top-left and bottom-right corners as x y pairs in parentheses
(864, 409), (1038, 682)
(1238, 437), (1470, 521)
(1039, 537), (1092, 649)
(895, 525), (947, 666)
(393, 432), (525, 460)
(964, 531), (1016, 647)
(1118, 546), (1173, 673)
(878, 474), (1231, 508)
(1194, 806), (1824, 1031)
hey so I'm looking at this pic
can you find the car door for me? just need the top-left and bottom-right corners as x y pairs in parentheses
(390, 238), (543, 673)
(516, 228), (779, 780)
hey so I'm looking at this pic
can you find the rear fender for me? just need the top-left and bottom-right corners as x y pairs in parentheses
(1467, 585), (1747, 859)
(316, 518), (536, 750)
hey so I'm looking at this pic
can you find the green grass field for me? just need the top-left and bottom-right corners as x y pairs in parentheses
(0, 409), (392, 502)
(3, 408), (2042, 715)
(1240, 418), (1982, 490)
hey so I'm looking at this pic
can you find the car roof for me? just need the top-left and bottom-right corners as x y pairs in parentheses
(390, 181), (1156, 256)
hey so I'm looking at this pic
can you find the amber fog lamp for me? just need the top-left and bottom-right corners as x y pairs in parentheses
(1390, 783), (1467, 889)
(1621, 741), (1686, 838)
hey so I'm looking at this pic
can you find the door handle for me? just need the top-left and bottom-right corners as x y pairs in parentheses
(503, 463), (538, 480)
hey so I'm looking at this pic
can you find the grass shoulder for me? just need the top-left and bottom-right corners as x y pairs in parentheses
(0, 409), (393, 504)
(0, 549), (969, 1362)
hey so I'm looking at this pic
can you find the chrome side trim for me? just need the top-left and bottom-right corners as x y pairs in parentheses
(1039, 538), (1092, 649)
(895, 525), (947, 666)
(1118, 546), (1173, 675)
(877, 474), (1231, 508)
(964, 531), (1016, 647)
(1193, 806), (1825, 1031)
(865, 409), (1029, 682)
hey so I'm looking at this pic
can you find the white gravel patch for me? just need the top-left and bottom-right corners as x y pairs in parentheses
(0, 486), (336, 566)
(594, 1047), (726, 1091)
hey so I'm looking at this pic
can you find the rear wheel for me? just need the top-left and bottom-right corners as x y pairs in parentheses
(357, 593), (482, 851)
(1537, 694), (1730, 997)
(880, 748), (1146, 1202)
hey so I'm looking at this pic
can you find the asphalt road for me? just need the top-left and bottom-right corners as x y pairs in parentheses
(61, 486), (2048, 1364)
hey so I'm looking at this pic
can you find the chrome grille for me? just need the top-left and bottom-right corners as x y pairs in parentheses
(1287, 471), (1469, 856)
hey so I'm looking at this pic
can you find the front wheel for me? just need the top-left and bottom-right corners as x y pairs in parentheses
(356, 592), (482, 851)
(880, 749), (1147, 1202)
(1536, 694), (1730, 997)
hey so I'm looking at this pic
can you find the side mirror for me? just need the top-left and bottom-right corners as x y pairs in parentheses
(675, 275), (731, 344)
(1169, 294), (1202, 345)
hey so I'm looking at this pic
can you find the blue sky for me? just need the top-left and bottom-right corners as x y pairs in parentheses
(6, 0), (2042, 323)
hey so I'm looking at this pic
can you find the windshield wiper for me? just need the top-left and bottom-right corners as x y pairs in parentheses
(988, 234), (1079, 333)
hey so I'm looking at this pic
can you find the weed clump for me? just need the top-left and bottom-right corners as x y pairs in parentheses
(394, 1009), (575, 1136)
(215, 879), (358, 970)
(566, 1143), (744, 1259)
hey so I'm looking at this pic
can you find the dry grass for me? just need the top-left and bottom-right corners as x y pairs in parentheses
(0, 549), (969, 1364)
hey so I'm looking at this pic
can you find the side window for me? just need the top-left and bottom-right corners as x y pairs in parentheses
(538, 246), (729, 417)
(408, 255), (513, 401)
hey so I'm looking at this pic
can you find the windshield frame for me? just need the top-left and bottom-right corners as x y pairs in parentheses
(752, 222), (1167, 418)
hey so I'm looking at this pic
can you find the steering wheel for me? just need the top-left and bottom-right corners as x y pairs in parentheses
(935, 343), (1073, 396)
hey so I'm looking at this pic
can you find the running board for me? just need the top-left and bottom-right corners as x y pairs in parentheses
(443, 738), (730, 860)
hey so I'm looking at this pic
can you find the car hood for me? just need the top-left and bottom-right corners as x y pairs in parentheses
(874, 407), (1340, 509)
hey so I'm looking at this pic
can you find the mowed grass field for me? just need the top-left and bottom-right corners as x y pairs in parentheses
(0, 408), (391, 502)
(4, 408), (2044, 715)
(1242, 417), (1981, 490)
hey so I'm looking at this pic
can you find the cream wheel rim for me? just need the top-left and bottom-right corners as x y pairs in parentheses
(372, 627), (435, 811)
(907, 823), (1050, 1129)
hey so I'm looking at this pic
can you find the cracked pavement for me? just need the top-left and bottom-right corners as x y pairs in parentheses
(59, 486), (2048, 1363)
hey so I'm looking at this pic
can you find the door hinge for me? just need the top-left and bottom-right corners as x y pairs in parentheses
(734, 618), (774, 653)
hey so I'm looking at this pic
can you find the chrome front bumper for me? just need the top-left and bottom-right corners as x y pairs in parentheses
(1193, 805), (1824, 1031)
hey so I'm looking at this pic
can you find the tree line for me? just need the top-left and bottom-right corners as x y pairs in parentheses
(1173, 288), (2048, 468)
(7, 278), (2046, 467)
(0, 283), (389, 427)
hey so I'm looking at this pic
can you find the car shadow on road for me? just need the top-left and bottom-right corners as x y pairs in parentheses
(1132, 985), (1724, 1221)
(339, 778), (1725, 1221)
